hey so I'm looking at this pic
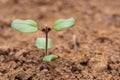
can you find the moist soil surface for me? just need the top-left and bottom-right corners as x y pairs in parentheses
(0, 0), (120, 80)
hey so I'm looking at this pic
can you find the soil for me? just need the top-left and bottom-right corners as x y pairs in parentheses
(0, 0), (120, 80)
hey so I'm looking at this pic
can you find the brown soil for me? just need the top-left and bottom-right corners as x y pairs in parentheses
(0, 0), (120, 80)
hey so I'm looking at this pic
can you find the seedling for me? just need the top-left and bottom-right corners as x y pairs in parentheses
(11, 17), (76, 62)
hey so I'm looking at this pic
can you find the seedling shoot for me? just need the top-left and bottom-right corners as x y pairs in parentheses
(11, 17), (76, 62)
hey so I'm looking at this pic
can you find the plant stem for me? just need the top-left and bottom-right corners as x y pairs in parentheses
(73, 34), (77, 53)
(45, 27), (48, 55)
(41, 24), (51, 55)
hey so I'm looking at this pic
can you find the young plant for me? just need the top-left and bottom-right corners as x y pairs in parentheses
(11, 17), (76, 62)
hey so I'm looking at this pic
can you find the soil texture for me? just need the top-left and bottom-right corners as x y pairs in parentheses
(0, 0), (120, 80)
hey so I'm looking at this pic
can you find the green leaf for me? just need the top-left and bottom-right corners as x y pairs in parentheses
(35, 38), (52, 49)
(43, 54), (58, 62)
(53, 17), (76, 31)
(11, 19), (38, 33)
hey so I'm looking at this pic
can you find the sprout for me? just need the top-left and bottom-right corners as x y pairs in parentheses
(11, 17), (76, 62)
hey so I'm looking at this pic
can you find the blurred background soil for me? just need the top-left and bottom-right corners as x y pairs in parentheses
(0, 0), (120, 80)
